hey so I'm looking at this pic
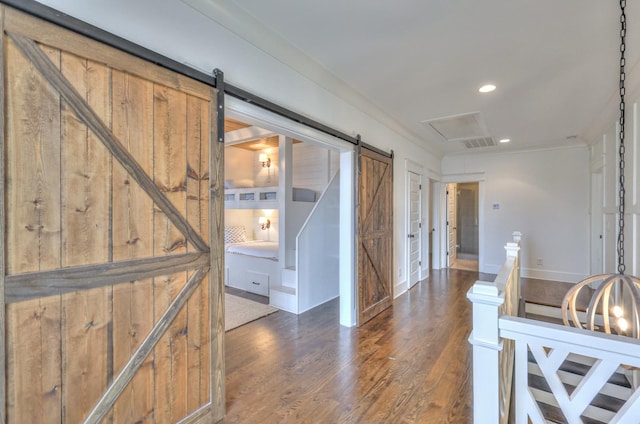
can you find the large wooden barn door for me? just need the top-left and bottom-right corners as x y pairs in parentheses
(356, 146), (393, 326)
(0, 6), (224, 423)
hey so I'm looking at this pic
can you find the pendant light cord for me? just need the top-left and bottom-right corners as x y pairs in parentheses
(618, 0), (627, 275)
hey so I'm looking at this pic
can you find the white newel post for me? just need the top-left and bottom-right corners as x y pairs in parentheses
(467, 231), (521, 423)
(505, 231), (522, 314)
(467, 281), (504, 423)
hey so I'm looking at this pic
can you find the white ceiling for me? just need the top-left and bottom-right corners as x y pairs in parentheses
(211, 0), (638, 155)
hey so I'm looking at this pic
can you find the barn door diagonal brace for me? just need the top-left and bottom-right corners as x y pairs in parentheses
(83, 266), (209, 424)
(361, 163), (390, 229)
(8, 31), (209, 253)
(361, 240), (390, 299)
(4, 252), (209, 302)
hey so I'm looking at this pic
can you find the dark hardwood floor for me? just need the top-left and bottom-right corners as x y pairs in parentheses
(521, 277), (593, 310)
(225, 285), (270, 305)
(222, 269), (495, 423)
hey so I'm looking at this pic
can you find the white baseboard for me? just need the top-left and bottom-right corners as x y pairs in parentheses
(394, 279), (408, 298)
(298, 294), (339, 315)
(522, 268), (587, 283)
(480, 264), (502, 274)
(525, 303), (563, 319)
(525, 302), (606, 327)
(420, 267), (430, 280)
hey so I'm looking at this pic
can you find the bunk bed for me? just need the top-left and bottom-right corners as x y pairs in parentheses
(224, 179), (317, 297)
(224, 184), (316, 209)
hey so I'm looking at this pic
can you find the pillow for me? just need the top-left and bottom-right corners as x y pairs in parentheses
(224, 226), (246, 244)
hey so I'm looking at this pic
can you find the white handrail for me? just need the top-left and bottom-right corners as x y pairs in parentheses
(500, 316), (640, 365)
(296, 170), (340, 241)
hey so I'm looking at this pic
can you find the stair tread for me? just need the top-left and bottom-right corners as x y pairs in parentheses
(271, 285), (296, 295)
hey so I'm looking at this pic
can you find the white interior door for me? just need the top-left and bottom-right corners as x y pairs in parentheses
(447, 184), (457, 267)
(430, 180), (440, 269)
(591, 171), (604, 274)
(408, 171), (422, 287)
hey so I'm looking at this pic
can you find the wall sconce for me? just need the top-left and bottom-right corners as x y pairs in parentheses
(258, 153), (271, 168)
(258, 216), (270, 230)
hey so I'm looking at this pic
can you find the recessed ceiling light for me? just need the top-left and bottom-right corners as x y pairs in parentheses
(479, 84), (496, 93)
(499, 138), (511, 143)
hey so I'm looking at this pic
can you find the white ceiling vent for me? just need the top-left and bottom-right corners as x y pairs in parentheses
(421, 112), (496, 149)
(463, 136), (496, 149)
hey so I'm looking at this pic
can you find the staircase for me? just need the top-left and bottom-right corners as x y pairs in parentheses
(468, 236), (640, 424)
(527, 351), (633, 423)
(269, 171), (340, 314)
(269, 267), (297, 312)
(521, 279), (638, 423)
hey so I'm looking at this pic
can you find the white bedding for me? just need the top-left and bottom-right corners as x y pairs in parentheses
(225, 240), (278, 261)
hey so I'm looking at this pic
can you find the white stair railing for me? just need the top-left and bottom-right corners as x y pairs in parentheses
(469, 232), (640, 423)
(501, 316), (640, 423)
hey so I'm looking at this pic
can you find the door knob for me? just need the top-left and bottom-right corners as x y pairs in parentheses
(408, 234), (415, 238)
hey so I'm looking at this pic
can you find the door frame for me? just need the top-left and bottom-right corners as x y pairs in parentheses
(441, 173), (485, 270)
(456, 182), (480, 259)
(224, 96), (358, 327)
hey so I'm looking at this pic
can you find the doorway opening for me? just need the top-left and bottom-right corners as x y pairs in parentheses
(446, 182), (479, 271)
(225, 97), (357, 326)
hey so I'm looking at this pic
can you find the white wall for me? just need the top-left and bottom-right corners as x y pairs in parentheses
(224, 146), (253, 184)
(253, 148), (279, 187)
(292, 143), (335, 196)
(225, 145), (279, 188)
(442, 145), (590, 282)
(589, 100), (640, 276)
(224, 209), (278, 242)
(36, 0), (442, 299)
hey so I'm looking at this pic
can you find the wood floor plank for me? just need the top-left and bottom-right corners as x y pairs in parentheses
(222, 269), (484, 424)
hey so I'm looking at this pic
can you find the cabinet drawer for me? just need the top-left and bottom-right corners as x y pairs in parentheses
(245, 270), (269, 296)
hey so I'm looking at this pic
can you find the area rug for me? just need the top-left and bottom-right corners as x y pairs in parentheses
(225, 293), (278, 331)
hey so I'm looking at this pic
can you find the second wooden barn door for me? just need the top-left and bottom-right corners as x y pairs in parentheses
(1, 6), (224, 423)
(357, 146), (393, 326)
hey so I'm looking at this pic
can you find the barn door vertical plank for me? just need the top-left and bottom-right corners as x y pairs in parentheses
(185, 95), (210, 411)
(0, 7), (6, 424)
(199, 99), (212, 407)
(210, 85), (225, 421)
(185, 96), (202, 411)
(111, 70), (155, 423)
(59, 52), (111, 423)
(153, 84), (189, 423)
(5, 40), (62, 423)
